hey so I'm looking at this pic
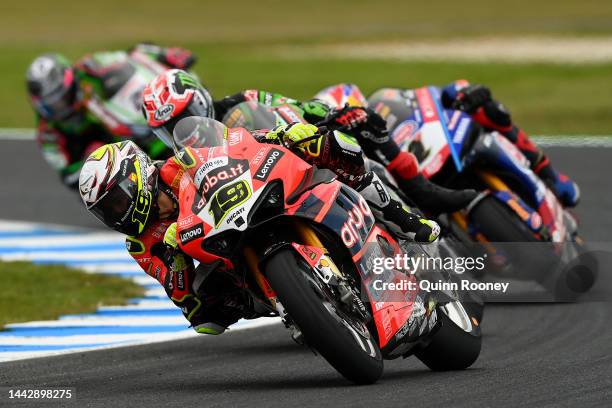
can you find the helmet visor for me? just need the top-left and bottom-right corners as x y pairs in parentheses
(89, 176), (140, 235)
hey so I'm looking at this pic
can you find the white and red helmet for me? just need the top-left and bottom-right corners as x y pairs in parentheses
(142, 69), (214, 147)
(78, 141), (159, 236)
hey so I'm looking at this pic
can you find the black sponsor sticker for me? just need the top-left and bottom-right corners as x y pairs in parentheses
(192, 193), (206, 214)
(254, 149), (284, 181)
(179, 223), (204, 245)
(234, 216), (245, 228)
(176, 270), (185, 291)
(154, 104), (174, 121)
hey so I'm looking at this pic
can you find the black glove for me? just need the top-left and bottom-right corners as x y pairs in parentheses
(163, 47), (197, 70)
(213, 92), (247, 120)
(397, 174), (478, 215)
(327, 105), (386, 133)
(327, 105), (400, 164)
(452, 85), (492, 114)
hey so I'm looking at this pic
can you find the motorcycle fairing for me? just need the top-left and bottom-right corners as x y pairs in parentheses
(175, 128), (311, 255)
(174, 126), (432, 352)
(291, 184), (432, 350)
(369, 87), (474, 178)
(273, 104), (309, 125)
(366, 85), (570, 244)
(353, 228), (431, 350)
(468, 133), (566, 240)
(313, 83), (368, 108)
(85, 51), (167, 138)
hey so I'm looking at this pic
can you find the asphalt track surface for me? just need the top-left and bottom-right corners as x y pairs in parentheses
(1, 141), (611, 408)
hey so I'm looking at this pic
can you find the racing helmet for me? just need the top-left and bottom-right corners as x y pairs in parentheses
(142, 69), (214, 148)
(26, 54), (80, 120)
(79, 141), (159, 236)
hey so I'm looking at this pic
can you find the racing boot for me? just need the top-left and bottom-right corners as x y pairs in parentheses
(354, 172), (440, 243)
(171, 293), (244, 335)
(188, 295), (245, 335)
(503, 127), (580, 208)
(187, 264), (252, 335)
(396, 174), (477, 215)
(534, 158), (580, 207)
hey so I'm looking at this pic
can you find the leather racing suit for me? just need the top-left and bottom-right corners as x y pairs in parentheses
(127, 124), (439, 334)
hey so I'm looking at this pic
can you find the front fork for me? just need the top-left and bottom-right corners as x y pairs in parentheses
(242, 219), (348, 342)
(243, 219), (331, 304)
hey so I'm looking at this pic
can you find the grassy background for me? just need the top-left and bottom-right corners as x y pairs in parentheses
(0, 261), (143, 327)
(1, 0), (611, 133)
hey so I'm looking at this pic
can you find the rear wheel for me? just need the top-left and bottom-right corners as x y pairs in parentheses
(415, 301), (482, 371)
(264, 249), (383, 385)
(468, 196), (541, 282)
(469, 196), (538, 243)
(468, 196), (594, 300)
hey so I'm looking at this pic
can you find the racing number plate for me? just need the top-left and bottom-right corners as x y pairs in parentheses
(208, 180), (252, 227)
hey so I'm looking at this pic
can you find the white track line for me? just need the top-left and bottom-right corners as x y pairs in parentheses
(0, 129), (34, 140)
(0, 250), (129, 262)
(277, 37), (612, 64)
(0, 332), (191, 346)
(0, 233), (124, 248)
(532, 136), (612, 148)
(6, 317), (189, 328)
(0, 319), (281, 363)
(1, 128), (611, 147)
(97, 304), (177, 312)
(145, 288), (167, 297)
(128, 299), (174, 307)
(79, 263), (141, 273)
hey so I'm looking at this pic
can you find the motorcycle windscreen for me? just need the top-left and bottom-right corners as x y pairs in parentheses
(172, 116), (229, 152)
(222, 101), (278, 131)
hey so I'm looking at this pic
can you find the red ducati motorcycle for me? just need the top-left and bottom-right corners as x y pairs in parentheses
(170, 116), (481, 384)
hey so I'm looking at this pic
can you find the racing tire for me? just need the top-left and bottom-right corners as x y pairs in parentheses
(264, 249), (383, 385)
(415, 301), (482, 371)
(469, 196), (595, 300)
(469, 196), (538, 243)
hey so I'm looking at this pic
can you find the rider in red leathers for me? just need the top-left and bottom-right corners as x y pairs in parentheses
(79, 73), (441, 335)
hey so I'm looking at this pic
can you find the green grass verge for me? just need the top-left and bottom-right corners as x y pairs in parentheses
(0, 261), (143, 328)
(3, 0), (612, 45)
(3, 43), (611, 134)
(1, 0), (611, 133)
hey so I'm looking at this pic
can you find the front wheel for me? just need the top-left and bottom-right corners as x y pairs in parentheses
(264, 249), (383, 385)
(415, 301), (482, 371)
